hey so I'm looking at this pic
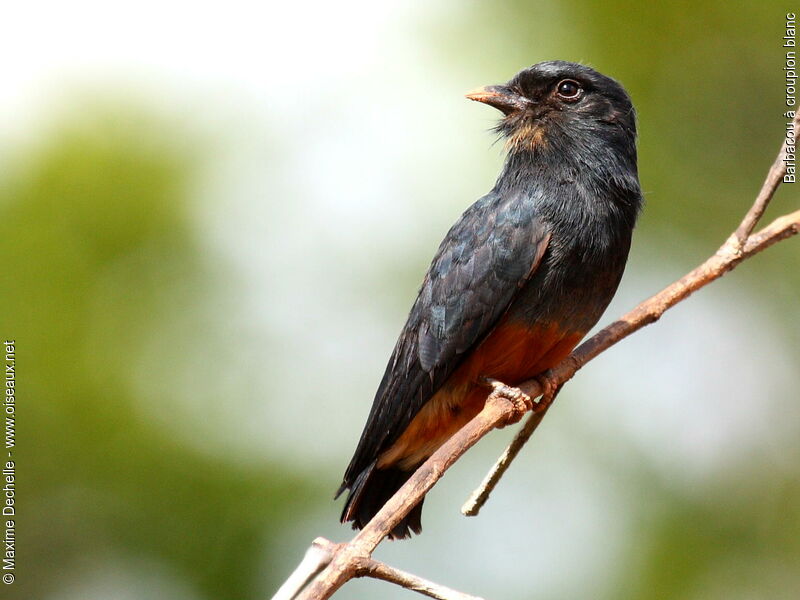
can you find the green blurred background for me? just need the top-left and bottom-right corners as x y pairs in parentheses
(2, 1), (799, 599)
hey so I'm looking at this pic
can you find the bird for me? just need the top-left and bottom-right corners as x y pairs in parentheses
(337, 61), (643, 539)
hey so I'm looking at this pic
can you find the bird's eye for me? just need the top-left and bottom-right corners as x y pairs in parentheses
(555, 79), (582, 101)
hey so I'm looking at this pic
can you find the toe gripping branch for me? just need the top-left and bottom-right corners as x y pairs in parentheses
(480, 377), (534, 426)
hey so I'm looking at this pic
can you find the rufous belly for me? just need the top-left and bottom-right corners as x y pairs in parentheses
(377, 318), (583, 470)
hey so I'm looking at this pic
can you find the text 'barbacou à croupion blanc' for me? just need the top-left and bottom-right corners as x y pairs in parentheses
(784, 12), (797, 182)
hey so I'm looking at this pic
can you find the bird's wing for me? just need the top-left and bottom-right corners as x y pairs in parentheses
(341, 190), (550, 487)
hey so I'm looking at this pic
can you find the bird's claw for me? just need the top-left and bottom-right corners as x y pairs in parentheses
(482, 377), (533, 426)
(534, 369), (560, 409)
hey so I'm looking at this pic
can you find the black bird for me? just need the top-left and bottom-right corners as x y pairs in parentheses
(337, 61), (642, 538)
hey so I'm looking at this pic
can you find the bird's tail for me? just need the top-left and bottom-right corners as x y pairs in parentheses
(337, 460), (424, 539)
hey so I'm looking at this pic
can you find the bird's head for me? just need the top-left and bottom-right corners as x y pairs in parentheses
(467, 61), (637, 156)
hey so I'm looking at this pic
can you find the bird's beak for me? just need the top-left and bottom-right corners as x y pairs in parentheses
(465, 85), (528, 115)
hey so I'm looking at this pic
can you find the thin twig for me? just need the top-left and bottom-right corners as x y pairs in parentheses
(461, 409), (546, 516)
(360, 558), (486, 600)
(735, 113), (799, 244)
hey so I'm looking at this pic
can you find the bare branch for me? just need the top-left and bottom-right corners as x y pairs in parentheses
(735, 112), (799, 243)
(360, 558), (486, 600)
(461, 409), (546, 516)
(744, 208), (800, 254)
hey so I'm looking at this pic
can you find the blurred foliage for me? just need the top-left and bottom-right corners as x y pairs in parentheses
(607, 461), (800, 599)
(0, 105), (322, 599)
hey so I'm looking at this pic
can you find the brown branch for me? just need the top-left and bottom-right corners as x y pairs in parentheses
(461, 408), (547, 516)
(277, 112), (800, 599)
(360, 556), (486, 600)
(735, 112), (799, 243)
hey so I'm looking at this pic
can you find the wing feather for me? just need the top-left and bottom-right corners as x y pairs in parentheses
(340, 190), (550, 489)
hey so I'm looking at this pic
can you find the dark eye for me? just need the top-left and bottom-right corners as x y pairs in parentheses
(556, 79), (582, 101)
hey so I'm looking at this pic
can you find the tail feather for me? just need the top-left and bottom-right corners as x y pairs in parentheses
(338, 461), (424, 539)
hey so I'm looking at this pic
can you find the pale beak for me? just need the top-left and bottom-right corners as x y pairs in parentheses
(465, 85), (528, 115)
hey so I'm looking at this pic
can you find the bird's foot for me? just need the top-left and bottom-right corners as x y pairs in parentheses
(534, 369), (561, 410)
(481, 377), (532, 426)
